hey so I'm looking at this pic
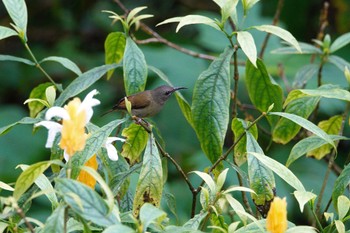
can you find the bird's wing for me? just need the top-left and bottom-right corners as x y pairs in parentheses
(114, 93), (151, 110)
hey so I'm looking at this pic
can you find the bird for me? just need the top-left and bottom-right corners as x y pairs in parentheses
(102, 85), (186, 118)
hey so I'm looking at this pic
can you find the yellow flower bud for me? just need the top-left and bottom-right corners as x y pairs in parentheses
(266, 197), (287, 233)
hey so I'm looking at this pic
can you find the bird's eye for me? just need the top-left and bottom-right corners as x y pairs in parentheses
(165, 91), (172, 95)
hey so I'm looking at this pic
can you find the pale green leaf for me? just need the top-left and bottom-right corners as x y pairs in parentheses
(104, 32), (126, 79)
(126, 6), (148, 24)
(0, 222), (8, 232)
(293, 191), (316, 213)
(192, 171), (216, 194)
(335, 220), (345, 233)
(223, 186), (255, 195)
(0, 54), (35, 65)
(216, 168), (229, 192)
(130, 14), (154, 28)
(0, 117), (40, 136)
(225, 194), (248, 225)
(324, 212), (334, 221)
(140, 203), (167, 230)
(156, 17), (183, 27)
(242, 0), (260, 16)
(2, 0), (27, 40)
(102, 224), (135, 233)
(0, 181), (14, 191)
(45, 86), (56, 107)
(328, 55), (350, 73)
(123, 37), (147, 95)
(0, 26), (17, 40)
(26, 82), (52, 117)
(158, 15), (221, 32)
(133, 136), (163, 217)
(40, 56), (82, 76)
(42, 204), (65, 233)
(253, 25), (301, 52)
(271, 42), (321, 54)
(286, 226), (317, 233)
(293, 64), (319, 89)
(237, 31), (257, 67)
(183, 211), (207, 230)
(299, 84), (350, 102)
(221, 0), (239, 22)
(248, 152), (305, 192)
(337, 195), (350, 220)
(192, 47), (233, 163)
(332, 164), (350, 211)
(330, 32), (350, 53)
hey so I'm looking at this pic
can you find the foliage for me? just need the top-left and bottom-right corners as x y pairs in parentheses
(0, 0), (350, 232)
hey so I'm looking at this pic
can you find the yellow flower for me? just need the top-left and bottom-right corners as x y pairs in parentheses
(77, 155), (98, 189)
(266, 197), (287, 233)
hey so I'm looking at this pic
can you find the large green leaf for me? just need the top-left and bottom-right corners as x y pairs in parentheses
(0, 26), (17, 40)
(231, 118), (258, 166)
(237, 31), (257, 67)
(55, 178), (119, 227)
(330, 32), (350, 53)
(245, 59), (283, 127)
(191, 47), (233, 163)
(104, 32), (126, 79)
(40, 56), (82, 76)
(13, 160), (62, 200)
(332, 163), (350, 211)
(246, 132), (275, 216)
(55, 64), (120, 106)
(123, 37), (147, 95)
(0, 117), (40, 136)
(71, 119), (126, 178)
(140, 203), (167, 231)
(2, 0), (27, 40)
(42, 204), (65, 233)
(270, 112), (336, 149)
(133, 135), (163, 217)
(121, 123), (149, 165)
(287, 135), (348, 167)
(272, 96), (320, 144)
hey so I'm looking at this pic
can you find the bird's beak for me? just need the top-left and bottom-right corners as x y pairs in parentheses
(172, 87), (187, 93)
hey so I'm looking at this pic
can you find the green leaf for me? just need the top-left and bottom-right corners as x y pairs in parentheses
(121, 123), (149, 165)
(287, 135), (348, 167)
(140, 203), (167, 230)
(330, 32), (350, 53)
(253, 25), (301, 52)
(0, 26), (17, 40)
(286, 226), (317, 233)
(231, 118), (258, 166)
(148, 65), (193, 127)
(26, 82), (53, 118)
(270, 112), (335, 149)
(0, 54), (35, 65)
(71, 119), (126, 178)
(335, 220), (345, 233)
(2, 0), (27, 40)
(337, 195), (350, 220)
(126, 6), (148, 25)
(298, 84), (350, 102)
(104, 32), (126, 79)
(220, 0), (238, 22)
(332, 163), (350, 211)
(40, 56), (82, 76)
(46, 85), (56, 107)
(102, 224), (135, 233)
(0, 117), (40, 135)
(307, 115), (342, 159)
(328, 55), (350, 73)
(192, 171), (216, 194)
(242, 0), (260, 16)
(157, 15), (221, 32)
(272, 96), (320, 144)
(245, 58), (283, 127)
(293, 191), (316, 213)
(133, 135), (163, 217)
(192, 47), (233, 163)
(0, 181), (14, 191)
(123, 37), (147, 96)
(293, 64), (319, 88)
(55, 63), (120, 106)
(183, 211), (207, 230)
(55, 178), (119, 227)
(225, 195), (248, 224)
(42, 204), (65, 233)
(246, 132), (275, 216)
(13, 160), (61, 200)
(237, 31), (257, 67)
(271, 42), (322, 55)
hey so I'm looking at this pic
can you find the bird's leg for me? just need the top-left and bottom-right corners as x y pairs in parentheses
(132, 116), (152, 133)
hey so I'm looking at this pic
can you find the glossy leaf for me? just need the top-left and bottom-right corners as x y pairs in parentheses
(328, 55), (350, 73)
(104, 32), (126, 79)
(231, 118), (258, 166)
(192, 47), (233, 163)
(55, 63), (120, 106)
(0, 26), (17, 40)
(293, 64), (319, 88)
(253, 25), (301, 52)
(0, 54), (35, 65)
(55, 178), (119, 227)
(40, 56), (82, 76)
(296, 84), (350, 102)
(2, 0), (27, 40)
(237, 31), (257, 67)
(307, 115), (342, 159)
(245, 59), (283, 127)
(133, 136), (163, 217)
(246, 132), (275, 216)
(157, 15), (221, 32)
(123, 37), (147, 95)
(273, 96), (320, 144)
(140, 203), (167, 230)
(220, 0), (238, 22)
(71, 119), (126, 178)
(293, 191), (316, 213)
(42, 204), (65, 233)
(287, 135), (348, 167)
(102, 224), (135, 233)
(271, 42), (322, 54)
(270, 112), (335, 149)
(121, 123), (149, 165)
(26, 82), (52, 118)
(330, 32), (350, 53)
(13, 160), (61, 200)
(332, 163), (350, 211)
(0, 117), (40, 136)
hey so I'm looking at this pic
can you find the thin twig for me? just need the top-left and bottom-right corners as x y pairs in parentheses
(259, 0), (284, 59)
(15, 205), (35, 233)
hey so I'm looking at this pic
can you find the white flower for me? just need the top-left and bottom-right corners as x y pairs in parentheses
(103, 137), (125, 161)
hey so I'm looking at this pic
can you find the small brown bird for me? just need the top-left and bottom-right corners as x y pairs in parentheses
(103, 85), (186, 118)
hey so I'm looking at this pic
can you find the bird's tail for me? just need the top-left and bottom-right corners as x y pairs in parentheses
(100, 108), (115, 117)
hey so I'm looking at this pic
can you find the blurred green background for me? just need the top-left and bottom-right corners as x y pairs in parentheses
(0, 0), (350, 226)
